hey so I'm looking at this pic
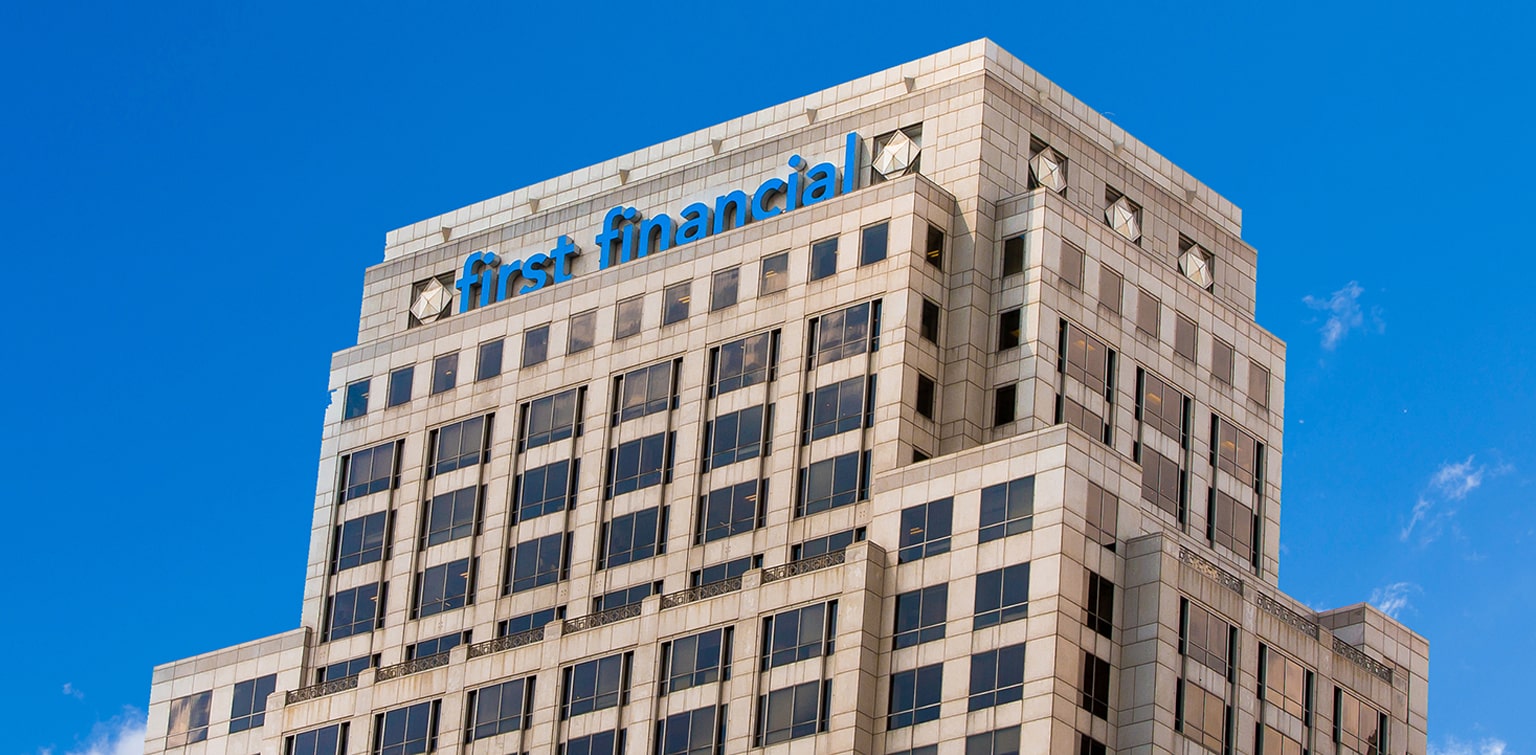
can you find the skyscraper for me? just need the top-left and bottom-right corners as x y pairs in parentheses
(145, 40), (1427, 755)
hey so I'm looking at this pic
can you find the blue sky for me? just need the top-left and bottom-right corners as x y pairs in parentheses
(2, 1), (1530, 753)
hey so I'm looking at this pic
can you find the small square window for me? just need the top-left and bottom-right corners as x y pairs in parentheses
(809, 237), (838, 281)
(894, 584), (948, 648)
(920, 299), (940, 344)
(1099, 265), (1123, 315)
(431, 353), (458, 395)
(1060, 241), (1085, 289)
(898, 497), (951, 562)
(998, 309), (1022, 351)
(859, 222), (889, 266)
(915, 374), (936, 420)
(343, 378), (370, 420)
(1248, 360), (1270, 408)
(980, 476), (1034, 542)
(1002, 234), (1027, 276)
(974, 562), (1029, 628)
(663, 282), (691, 325)
(711, 267), (739, 311)
(477, 339), (504, 381)
(523, 325), (550, 367)
(568, 310), (596, 354)
(615, 295), (644, 339)
(760, 252), (789, 295)
(387, 366), (413, 407)
(993, 384), (1017, 426)
(925, 224), (945, 269)
(1136, 289), (1160, 338)
(1175, 315), (1198, 361)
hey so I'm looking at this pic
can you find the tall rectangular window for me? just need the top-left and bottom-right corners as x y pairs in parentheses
(287, 724), (347, 755)
(1248, 359), (1271, 408)
(1335, 687), (1385, 755)
(709, 331), (777, 395)
(477, 339), (504, 380)
(561, 652), (631, 718)
(893, 584), (948, 648)
(1138, 370), (1190, 446)
(662, 627), (732, 693)
(998, 308), (1022, 350)
(598, 506), (666, 568)
(704, 404), (769, 471)
(808, 300), (880, 367)
(1080, 734), (1107, 755)
(1085, 481), (1119, 549)
(761, 601), (837, 668)
(925, 223), (944, 269)
(466, 677), (533, 741)
(1181, 599), (1234, 677)
(1213, 417), (1263, 490)
(1002, 234), (1026, 277)
(615, 360), (677, 423)
(1060, 241), (1085, 288)
(759, 252), (789, 295)
(606, 432), (672, 498)
(1136, 289), (1160, 337)
(428, 414), (491, 477)
(505, 533), (567, 594)
(343, 441), (399, 501)
(697, 479), (764, 543)
(325, 583), (381, 641)
(514, 460), (575, 523)
(974, 562), (1029, 628)
(1177, 679), (1228, 753)
(898, 497), (952, 562)
(421, 485), (479, 546)
(1260, 644), (1311, 722)
(656, 705), (725, 755)
(166, 691), (211, 746)
(332, 512), (388, 572)
(520, 387), (583, 451)
(802, 376), (873, 443)
(1081, 651), (1111, 718)
(1099, 264), (1123, 314)
(979, 476), (1035, 542)
(919, 298), (940, 343)
(1175, 314), (1198, 361)
(1141, 447), (1184, 520)
(711, 266), (739, 311)
(1060, 321), (1113, 395)
(809, 236), (838, 280)
(344, 378), (370, 420)
(888, 664), (942, 729)
(568, 310), (597, 354)
(1209, 488), (1255, 562)
(860, 221), (889, 265)
(915, 373), (936, 420)
(1212, 338), (1234, 384)
(387, 366), (413, 407)
(993, 383), (1017, 426)
(663, 281), (691, 325)
(431, 353), (458, 394)
(755, 680), (830, 746)
(229, 674), (276, 732)
(615, 295), (644, 339)
(372, 700), (438, 755)
(797, 450), (868, 515)
(1086, 572), (1114, 638)
(968, 643), (1026, 710)
(413, 557), (474, 618)
(1259, 725), (1304, 755)
(522, 325), (549, 367)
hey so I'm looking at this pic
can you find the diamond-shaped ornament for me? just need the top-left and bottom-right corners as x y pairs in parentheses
(1179, 248), (1213, 289)
(873, 130), (918, 178)
(1030, 149), (1067, 192)
(411, 278), (451, 321)
(1105, 196), (1140, 242)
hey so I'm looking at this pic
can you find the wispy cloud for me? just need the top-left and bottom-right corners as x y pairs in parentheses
(57, 709), (145, 755)
(1303, 281), (1382, 350)
(1429, 736), (1508, 755)
(62, 682), (85, 700)
(1401, 455), (1503, 544)
(1432, 457), (1484, 500)
(1369, 581), (1420, 619)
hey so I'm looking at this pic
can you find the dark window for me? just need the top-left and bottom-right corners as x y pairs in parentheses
(692, 555), (758, 587)
(1259, 724), (1304, 755)
(599, 506), (666, 568)
(606, 432), (672, 498)
(663, 282), (691, 325)
(429, 415), (490, 477)
(755, 679), (830, 746)
(414, 558), (474, 618)
(561, 652), (631, 718)
(422, 486), (478, 547)
(993, 384), (1017, 426)
(407, 632), (465, 660)
(568, 310), (597, 354)
(974, 562), (1030, 628)
(704, 404), (770, 471)
(1136, 289), (1160, 337)
(165, 693), (209, 746)
(919, 299), (940, 343)
(343, 442), (399, 501)
(1085, 481), (1119, 549)
(1002, 235), (1027, 277)
(656, 705), (724, 755)
(595, 581), (658, 611)
(1177, 678), (1228, 753)
(1080, 734), (1107, 755)
(915, 374), (936, 420)
(888, 664), (942, 729)
(710, 331), (778, 395)
(1260, 644), (1311, 722)
(979, 476), (1035, 542)
(498, 607), (561, 637)
(1335, 687), (1385, 755)
(1248, 359), (1271, 408)
(522, 325), (549, 367)
(431, 353), (458, 394)
(1138, 370), (1190, 446)
(1209, 488), (1255, 562)
(998, 309), (1022, 350)
(711, 267), (739, 311)
(1140, 447), (1184, 520)
(809, 236), (838, 280)
(466, 677), (532, 741)
(333, 512), (388, 572)
(860, 222), (889, 266)
(898, 497), (952, 562)
(1212, 338), (1234, 384)
(1086, 572), (1114, 638)
(797, 450), (868, 516)
(229, 674), (277, 732)
(925, 223), (945, 269)
(505, 533), (567, 594)
(616, 360), (678, 423)
(373, 700), (438, 755)
(514, 460), (576, 523)
(968, 643), (1026, 710)
(1175, 314), (1198, 361)
(521, 387), (583, 450)
(319, 655), (374, 683)
(1213, 417), (1263, 490)
(1099, 265), (1123, 314)
(344, 379), (370, 420)
(762, 601), (837, 668)
(1081, 651), (1111, 718)
(1059, 395), (1108, 444)
(325, 583), (382, 641)
(802, 376), (873, 443)
(387, 366), (413, 407)
(662, 627), (732, 693)
(791, 527), (865, 560)
(1060, 241), (1085, 288)
(1060, 321), (1112, 395)
(697, 479), (764, 543)
(288, 724), (347, 755)
(477, 339), (504, 381)
(562, 730), (621, 755)
(894, 584), (948, 648)
(615, 295), (644, 339)
(760, 252), (789, 295)
(1181, 599), (1234, 677)
(809, 300), (880, 367)
(967, 727), (1021, 755)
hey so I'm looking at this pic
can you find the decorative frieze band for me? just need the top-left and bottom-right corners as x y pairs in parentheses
(1256, 593), (1320, 639)
(761, 550), (846, 583)
(1177, 546), (1244, 596)
(1333, 636), (1394, 683)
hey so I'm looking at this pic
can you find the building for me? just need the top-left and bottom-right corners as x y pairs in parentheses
(143, 39), (1428, 755)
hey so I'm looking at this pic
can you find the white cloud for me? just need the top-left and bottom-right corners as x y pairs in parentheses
(1429, 736), (1508, 755)
(62, 682), (85, 700)
(1401, 456), (1499, 544)
(1303, 281), (1372, 350)
(1369, 581), (1420, 619)
(1432, 456), (1484, 500)
(61, 710), (145, 755)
